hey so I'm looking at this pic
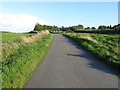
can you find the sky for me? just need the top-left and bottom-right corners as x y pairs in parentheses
(118, 1), (120, 24)
(0, 1), (119, 33)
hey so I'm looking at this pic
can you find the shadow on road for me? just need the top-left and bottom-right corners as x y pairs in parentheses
(63, 35), (119, 76)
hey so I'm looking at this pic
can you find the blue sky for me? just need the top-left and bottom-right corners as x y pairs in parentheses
(0, 2), (118, 32)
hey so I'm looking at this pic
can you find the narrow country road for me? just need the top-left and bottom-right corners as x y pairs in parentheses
(24, 34), (118, 88)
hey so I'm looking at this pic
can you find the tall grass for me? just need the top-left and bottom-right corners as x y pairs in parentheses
(2, 31), (53, 88)
(63, 33), (120, 72)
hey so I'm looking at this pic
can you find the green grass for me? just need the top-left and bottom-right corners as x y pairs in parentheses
(2, 32), (32, 43)
(2, 33), (53, 88)
(63, 33), (120, 72)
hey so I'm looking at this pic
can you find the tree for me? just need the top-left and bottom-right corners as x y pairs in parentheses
(113, 24), (120, 30)
(73, 25), (84, 30)
(91, 27), (96, 29)
(77, 25), (84, 29)
(110, 25), (112, 29)
(69, 27), (76, 31)
(98, 25), (107, 30)
(86, 27), (90, 29)
(34, 23), (41, 31)
(60, 26), (66, 31)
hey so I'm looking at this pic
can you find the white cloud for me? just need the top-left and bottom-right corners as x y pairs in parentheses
(0, 14), (52, 33)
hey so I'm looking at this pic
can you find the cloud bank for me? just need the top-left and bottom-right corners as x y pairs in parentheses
(0, 14), (52, 33)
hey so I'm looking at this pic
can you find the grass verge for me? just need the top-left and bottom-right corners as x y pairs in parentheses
(2, 32), (53, 88)
(63, 33), (120, 73)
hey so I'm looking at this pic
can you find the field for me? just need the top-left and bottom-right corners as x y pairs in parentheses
(1, 32), (33, 43)
(1, 31), (53, 88)
(63, 33), (120, 72)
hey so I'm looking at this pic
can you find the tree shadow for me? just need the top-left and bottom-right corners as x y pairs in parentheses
(62, 35), (119, 76)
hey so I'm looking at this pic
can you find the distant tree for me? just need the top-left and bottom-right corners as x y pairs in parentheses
(113, 24), (120, 30)
(110, 25), (112, 29)
(77, 25), (84, 29)
(99, 26), (101, 29)
(86, 27), (90, 29)
(69, 27), (76, 31)
(73, 25), (84, 30)
(34, 23), (41, 31)
(60, 26), (66, 31)
(112, 25), (117, 30)
(106, 26), (110, 29)
(91, 27), (96, 29)
(98, 25), (107, 30)
(53, 25), (58, 28)
(116, 26), (120, 30)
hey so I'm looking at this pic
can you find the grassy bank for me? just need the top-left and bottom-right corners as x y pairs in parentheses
(2, 31), (53, 88)
(63, 33), (120, 72)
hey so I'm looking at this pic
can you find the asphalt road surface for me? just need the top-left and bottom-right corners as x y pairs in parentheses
(24, 34), (118, 88)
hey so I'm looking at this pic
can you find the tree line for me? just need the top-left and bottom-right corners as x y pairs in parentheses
(32, 23), (120, 34)
(60, 24), (120, 31)
(33, 23), (60, 32)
